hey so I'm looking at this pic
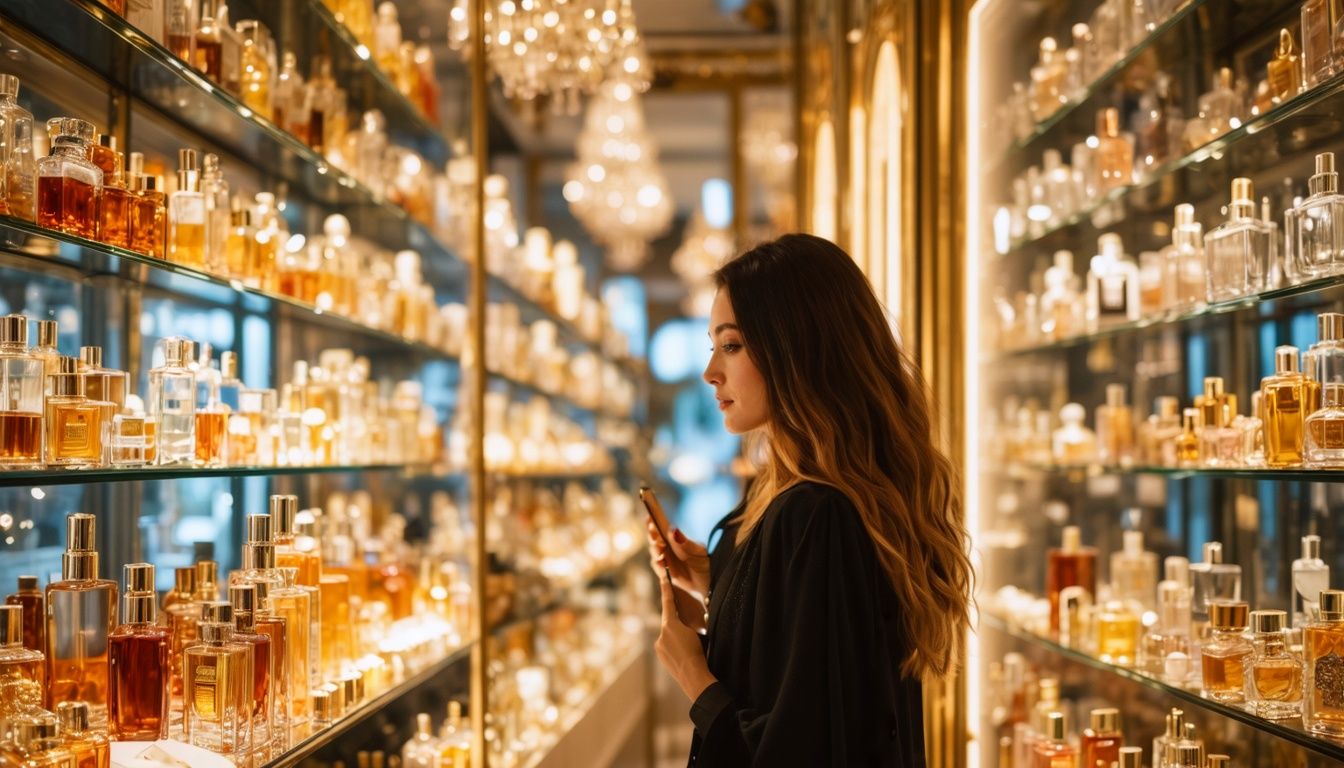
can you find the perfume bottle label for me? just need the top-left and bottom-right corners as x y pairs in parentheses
(193, 662), (220, 719)
(1319, 652), (1344, 709)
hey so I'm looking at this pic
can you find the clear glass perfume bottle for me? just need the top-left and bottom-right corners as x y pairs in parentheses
(108, 563), (169, 741)
(0, 75), (34, 223)
(1205, 177), (1273, 302)
(1094, 107), (1133, 193)
(45, 513), (117, 728)
(1308, 312), (1344, 398)
(168, 149), (205, 269)
(1295, 535), (1332, 628)
(183, 622), (253, 757)
(1201, 600), (1252, 703)
(0, 604), (43, 730)
(1162, 204), (1205, 311)
(36, 118), (101, 239)
(1198, 400), (1241, 468)
(1095, 384), (1134, 466)
(1247, 609), (1302, 719)
(401, 712), (439, 768)
(1152, 709), (1184, 768)
(1029, 37), (1067, 120)
(227, 585), (273, 763)
(1303, 0), (1338, 87)
(1110, 529), (1157, 612)
(148, 336), (196, 466)
(44, 357), (111, 468)
(271, 496), (322, 691)
(0, 314), (44, 469)
(1262, 345), (1307, 467)
(269, 567), (311, 724)
(1190, 541), (1242, 653)
(200, 153), (229, 275)
(0, 712), (75, 767)
(1237, 391), (1267, 467)
(1052, 403), (1097, 464)
(438, 700), (470, 767)
(1296, 152), (1344, 279)
(1046, 525), (1097, 637)
(1140, 579), (1191, 681)
(1305, 589), (1344, 736)
(1306, 382), (1344, 467)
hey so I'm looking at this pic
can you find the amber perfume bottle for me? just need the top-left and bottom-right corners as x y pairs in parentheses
(1249, 609), (1302, 719)
(78, 346), (126, 414)
(6, 575), (45, 658)
(271, 567), (313, 717)
(1046, 525), (1097, 636)
(0, 712), (75, 767)
(183, 622), (253, 757)
(56, 700), (108, 768)
(162, 566), (198, 712)
(0, 314), (44, 469)
(1080, 707), (1122, 768)
(1303, 0), (1337, 87)
(1262, 345), (1308, 467)
(36, 118), (101, 239)
(44, 358), (112, 468)
(167, 149), (205, 268)
(1305, 589), (1344, 735)
(1094, 107), (1133, 193)
(165, 0), (197, 63)
(1033, 711), (1076, 767)
(128, 157), (165, 259)
(250, 581), (289, 753)
(0, 605), (44, 730)
(89, 134), (130, 250)
(1175, 407), (1200, 467)
(1095, 383), (1134, 466)
(46, 513), (118, 728)
(192, 0), (223, 81)
(1201, 600), (1252, 704)
(107, 563), (169, 741)
(228, 584), (273, 762)
(1267, 28), (1304, 104)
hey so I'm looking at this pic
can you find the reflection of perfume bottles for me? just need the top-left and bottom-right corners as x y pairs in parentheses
(1046, 526), (1096, 636)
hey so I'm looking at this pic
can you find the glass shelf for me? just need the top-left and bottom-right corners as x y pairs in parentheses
(0, 462), (455, 489)
(989, 271), (1344, 360)
(261, 642), (473, 768)
(980, 614), (1344, 762)
(996, 462), (1344, 482)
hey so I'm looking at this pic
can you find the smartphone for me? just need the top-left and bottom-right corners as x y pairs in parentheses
(639, 485), (679, 562)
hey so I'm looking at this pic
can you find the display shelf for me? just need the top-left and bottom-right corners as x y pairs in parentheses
(996, 462), (1344, 482)
(980, 614), (1344, 762)
(989, 271), (1344, 360)
(0, 462), (455, 488)
(526, 646), (650, 768)
(1000, 66), (1344, 257)
(261, 642), (473, 768)
(490, 551), (643, 636)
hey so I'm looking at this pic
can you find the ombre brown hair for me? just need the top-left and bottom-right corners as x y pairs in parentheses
(714, 233), (971, 679)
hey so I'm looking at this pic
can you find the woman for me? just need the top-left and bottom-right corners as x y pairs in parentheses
(649, 234), (972, 767)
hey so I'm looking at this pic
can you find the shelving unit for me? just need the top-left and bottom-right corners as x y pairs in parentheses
(967, 0), (1344, 764)
(0, 0), (649, 765)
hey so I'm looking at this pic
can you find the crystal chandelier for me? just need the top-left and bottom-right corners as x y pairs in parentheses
(448, 0), (651, 114)
(562, 77), (673, 271)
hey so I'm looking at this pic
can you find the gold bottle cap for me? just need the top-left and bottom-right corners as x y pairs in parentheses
(1164, 556), (1189, 583)
(1089, 707), (1119, 733)
(247, 514), (273, 544)
(1158, 580), (1186, 606)
(1250, 609), (1285, 634)
(341, 673), (361, 707)
(178, 148), (199, 193)
(1060, 526), (1081, 552)
(1202, 541), (1223, 565)
(123, 562), (154, 593)
(202, 152), (221, 177)
(1304, 534), (1323, 560)
(1319, 151), (1336, 177)
(50, 370), (84, 398)
(1171, 744), (1202, 763)
(252, 579), (271, 606)
(200, 600), (232, 624)
(230, 583), (257, 614)
(1218, 66), (1233, 89)
(36, 319), (57, 348)
(1321, 589), (1344, 619)
(1231, 177), (1254, 205)
(0, 75), (17, 99)
(174, 566), (197, 595)
(123, 589), (157, 624)
(270, 495), (299, 535)
(244, 542), (277, 570)
(1181, 408), (1198, 432)
(1174, 203), (1194, 228)
(1167, 708), (1185, 737)
(1046, 711), (1067, 741)
(79, 345), (102, 368)
(200, 621), (232, 644)
(1156, 396), (1179, 418)
(1118, 746), (1142, 768)
(1206, 755), (1230, 768)
(141, 175), (158, 192)
(1097, 107), (1120, 138)
(312, 688), (333, 722)
(16, 575), (37, 591)
(1202, 377), (1225, 400)
(196, 559), (218, 588)
(56, 701), (91, 735)
(0, 314), (27, 345)
(11, 712), (58, 747)
(62, 513), (99, 580)
(1275, 345), (1300, 374)
(1209, 600), (1250, 630)
(0, 605), (22, 646)
(322, 680), (345, 715)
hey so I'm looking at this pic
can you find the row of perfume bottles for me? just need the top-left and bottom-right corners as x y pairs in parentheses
(400, 703), (472, 768)
(466, 391), (616, 476)
(988, 652), (1227, 768)
(0, 498), (471, 765)
(0, 702), (109, 768)
(119, 0), (441, 128)
(0, 322), (445, 470)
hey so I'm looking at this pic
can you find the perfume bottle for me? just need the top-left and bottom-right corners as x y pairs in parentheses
(1095, 384), (1134, 466)
(1162, 204), (1205, 311)
(183, 622), (253, 757)
(1205, 178), (1273, 302)
(90, 135), (130, 250)
(44, 358), (111, 468)
(1095, 599), (1140, 666)
(0, 315), (44, 469)
(1185, 67), (1242, 148)
(0, 605), (44, 730)
(1039, 250), (1081, 340)
(1046, 526), (1097, 636)
(238, 21), (272, 119)
(1238, 391), (1267, 467)
(271, 567), (315, 707)
(167, 149), (205, 269)
(45, 513), (118, 727)
(1267, 28), (1304, 104)
(438, 700), (470, 766)
(78, 346), (126, 413)
(1303, 0), (1337, 87)
(1305, 589), (1344, 735)
(1094, 108), (1133, 193)
(192, 0), (223, 80)
(1306, 382), (1344, 467)
(1296, 152), (1344, 279)
(1308, 312), (1344, 396)
(107, 563), (169, 741)
(373, 2), (402, 76)
(0, 713), (75, 767)
(248, 580), (289, 752)
(1173, 407), (1200, 467)
(128, 156), (165, 259)
(200, 153), (229, 274)
(1086, 233), (1139, 327)
(1080, 707), (1122, 768)
(1246, 609), (1303, 719)
(1110, 529), (1157, 612)
(305, 57), (338, 153)
(29, 320), (60, 397)
(1190, 542), (1242, 652)
(0, 75), (35, 221)
(1262, 345), (1308, 467)
(1033, 711), (1076, 767)
(1051, 404), (1096, 464)
(274, 52), (307, 139)
(216, 2), (241, 95)
(148, 336), (196, 466)
(162, 566), (198, 715)
(1201, 600), (1252, 703)
(111, 402), (154, 467)
(36, 118), (101, 239)
(1139, 396), (1181, 465)
(1295, 535), (1332, 628)
(401, 712), (439, 768)
(227, 585), (273, 763)
(5, 575), (45, 658)
(224, 199), (259, 284)
(194, 350), (229, 468)
(165, 0), (198, 61)
(56, 700), (108, 768)
(271, 496), (322, 689)
(1141, 580), (1192, 681)
(1198, 401), (1241, 468)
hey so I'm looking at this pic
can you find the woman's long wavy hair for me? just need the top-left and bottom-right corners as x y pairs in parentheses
(715, 233), (971, 679)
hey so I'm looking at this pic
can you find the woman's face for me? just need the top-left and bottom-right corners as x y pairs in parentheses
(703, 288), (769, 434)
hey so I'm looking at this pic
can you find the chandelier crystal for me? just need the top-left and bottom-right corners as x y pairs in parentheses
(449, 0), (651, 114)
(562, 77), (673, 271)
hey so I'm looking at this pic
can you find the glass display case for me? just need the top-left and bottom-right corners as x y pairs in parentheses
(967, 0), (1344, 764)
(0, 0), (650, 765)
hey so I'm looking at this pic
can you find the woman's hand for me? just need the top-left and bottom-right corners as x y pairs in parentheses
(656, 572), (717, 702)
(646, 521), (711, 599)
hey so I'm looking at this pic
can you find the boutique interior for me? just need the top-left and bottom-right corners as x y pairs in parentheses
(5, 0), (1344, 766)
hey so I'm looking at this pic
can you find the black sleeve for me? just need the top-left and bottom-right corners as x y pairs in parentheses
(689, 487), (896, 766)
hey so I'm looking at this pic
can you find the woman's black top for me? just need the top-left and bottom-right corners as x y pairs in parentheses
(687, 482), (926, 767)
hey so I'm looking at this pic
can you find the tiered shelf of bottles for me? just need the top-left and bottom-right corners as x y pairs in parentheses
(972, 0), (1344, 763)
(0, 0), (648, 764)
